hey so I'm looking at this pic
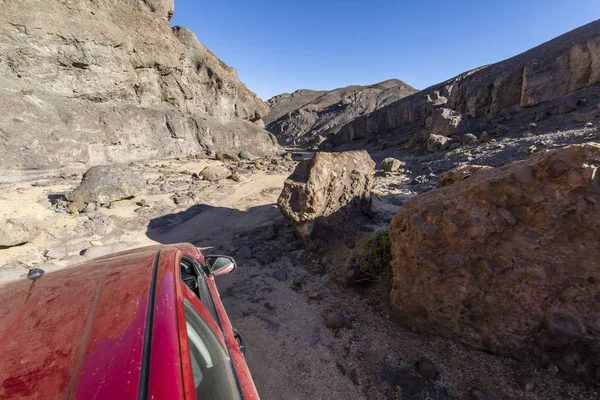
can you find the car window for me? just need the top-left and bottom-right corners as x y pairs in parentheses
(180, 256), (221, 324)
(183, 299), (241, 400)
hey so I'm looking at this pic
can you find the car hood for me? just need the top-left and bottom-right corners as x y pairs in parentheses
(0, 248), (159, 400)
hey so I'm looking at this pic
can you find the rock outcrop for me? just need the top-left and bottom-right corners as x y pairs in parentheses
(388, 144), (600, 379)
(331, 20), (600, 146)
(0, 0), (278, 170)
(68, 165), (146, 204)
(278, 151), (375, 240)
(437, 165), (492, 187)
(265, 80), (416, 147)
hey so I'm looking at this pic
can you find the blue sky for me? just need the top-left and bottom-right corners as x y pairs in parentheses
(172, 1), (600, 100)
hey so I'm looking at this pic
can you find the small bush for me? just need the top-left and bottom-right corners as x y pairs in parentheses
(358, 230), (392, 275)
(21, 88), (34, 95)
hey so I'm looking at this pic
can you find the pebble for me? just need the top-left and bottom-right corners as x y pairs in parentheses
(323, 312), (352, 329)
(307, 291), (324, 300)
(272, 270), (288, 282)
(417, 357), (438, 381)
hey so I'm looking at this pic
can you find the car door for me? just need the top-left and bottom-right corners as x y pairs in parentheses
(177, 252), (260, 400)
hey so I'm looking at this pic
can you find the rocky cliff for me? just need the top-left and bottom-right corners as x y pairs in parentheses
(265, 79), (416, 147)
(0, 0), (278, 170)
(331, 20), (600, 146)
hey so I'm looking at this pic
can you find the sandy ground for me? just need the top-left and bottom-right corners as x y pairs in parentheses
(0, 154), (597, 400)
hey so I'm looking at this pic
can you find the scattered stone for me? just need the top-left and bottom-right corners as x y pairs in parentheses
(0, 219), (40, 248)
(437, 165), (493, 187)
(307, 291), (324, 300)
(67, 165), (146, 204)
(381, 158), (403, 172)
(191, 172), (200, 180)
(528, 122), (537, 130)
(516, 375), (535, 392)
(448, 143), (460, 150)
(426, 134), (453, 152)
(323, 312), (352, 329)
(416, 357), (438, 381)
(272, 270), (288, 282)
(44, 248), (66, 260)
(479, 131), (490, 143)
(237, 246), (253, 259)
(461, 133), (478, 145)
(585, 122), (593, 127)
(200, 166), (232, 182)
(278, 151), (375, 241)
(284, 152), (293, 161)
(82, 202), (98, 214)
(547, 364), (559, 375)
(228, 169), (241, 182)
(526, 144), (537, 155)
(238, 150), (254, 160)
(67, 200), (86, 213)
(137, 199), (150, 207)
(216, 152), (240, 162)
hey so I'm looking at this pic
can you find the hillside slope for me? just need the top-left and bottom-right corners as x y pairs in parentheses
(0, 0), (278, 170)
(331, 19), (600, 148)
(265, 79), (416, 147)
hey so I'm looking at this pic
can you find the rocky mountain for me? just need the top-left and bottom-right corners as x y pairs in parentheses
(264, 79), (416, 147)
(0, 0), (278, 170)
(329, 19), (600, 149)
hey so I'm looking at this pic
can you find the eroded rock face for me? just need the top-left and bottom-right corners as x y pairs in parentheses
(278, 151), (375, 240)
(68, 165), (146, 204)
(0, 0), (277, 169)
(333, 21), (600, 146)
(389, 144), (600, 378)
(265, 80), (416, 147)
(0, 219), (40, 248)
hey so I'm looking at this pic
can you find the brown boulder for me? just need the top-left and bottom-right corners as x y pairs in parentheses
(278, 151), (375, 240)
(389, 144), (600, 378)
(381, 157), (403, 172)
(437, 165), (493, 187)
(200, 166), (232, 182)
(427, 108), (468, 137)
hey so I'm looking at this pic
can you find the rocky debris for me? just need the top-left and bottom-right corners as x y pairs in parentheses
(216, 152), (240, 162)
(265, 79), (416, 146)
(238, 150), (254, 160)
(68, 165), (146, 204)
(200, 166), (232, 182)
(82, 202), (98, 214)
(427, 134), (453, 152)
(461, 133), (478, 145)
(388, 143), (600, 380)
(332, 20), (600, 147)
(323, 312), (352, 329)
(417, 357), (438, 381)
(479, 131), (490, 143)
(278, 151), (375, 240)
(428, 108), (468, 137)
(0, 219), (40, 248)
(437, 165), (493, 187)
(307, 291), (324, 300)
(381, 157), (403, 172)
(0, 0), (278, 169)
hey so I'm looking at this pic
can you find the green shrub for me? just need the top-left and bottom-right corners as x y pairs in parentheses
(21, 88), (34, 95)
(358, 230), (392, 275)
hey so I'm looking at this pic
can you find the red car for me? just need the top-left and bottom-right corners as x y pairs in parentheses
(0, 243), (259, 400)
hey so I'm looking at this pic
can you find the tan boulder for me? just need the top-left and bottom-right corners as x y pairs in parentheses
(389, 144), (600, 378)
(278, 151), (375, 240)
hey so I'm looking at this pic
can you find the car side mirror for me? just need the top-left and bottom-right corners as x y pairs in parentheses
(204, 255), (237, 276)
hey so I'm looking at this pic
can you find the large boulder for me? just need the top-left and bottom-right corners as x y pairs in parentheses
(68, 165), (146, 204)
(278, 151), (375, 240)
(388, 144), (600, 378)
(437, 164), (493, 187)
(200, 166), (232, 182)
(427, 108), (468, 137)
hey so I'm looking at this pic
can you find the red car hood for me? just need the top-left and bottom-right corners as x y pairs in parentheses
(0, 247), (160, 400)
